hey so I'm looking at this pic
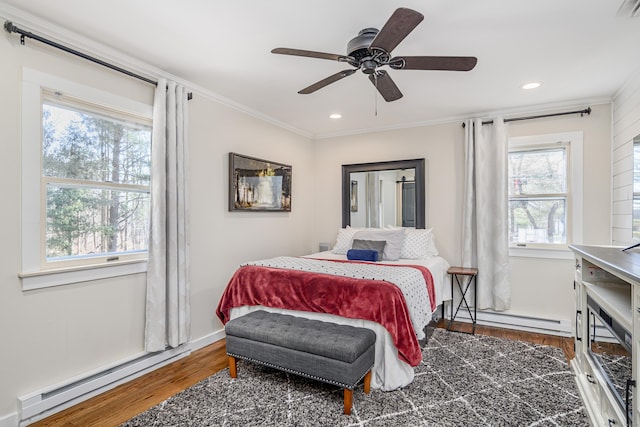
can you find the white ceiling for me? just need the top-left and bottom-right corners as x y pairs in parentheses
(2, 0), (640, 138)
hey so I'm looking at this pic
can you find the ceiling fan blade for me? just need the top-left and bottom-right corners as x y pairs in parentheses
(298, 69), (357, 94)
(393, 56), (478, 71)
(369, 8), (424, 54)
(369, 70), (403, 102)
(271, 48), (354, 63)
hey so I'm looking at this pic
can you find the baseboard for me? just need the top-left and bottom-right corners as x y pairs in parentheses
(17, 329), (226, 427)
(188, 328), (225, 352)
(0, 412), (18, 427)
(449, 308), (573, 337)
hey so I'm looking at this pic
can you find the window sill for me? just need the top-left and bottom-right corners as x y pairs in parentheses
(19, 260), (148, 291)
(509, 246), (573, 260)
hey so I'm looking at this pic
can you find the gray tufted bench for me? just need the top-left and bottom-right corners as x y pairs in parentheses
(225, 310), (376, 415)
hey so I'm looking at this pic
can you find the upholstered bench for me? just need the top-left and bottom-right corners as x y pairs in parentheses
(225, 310), (376, 415)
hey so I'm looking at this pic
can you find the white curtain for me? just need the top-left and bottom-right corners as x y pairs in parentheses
(366, 171), (381, 227)
(461, 118), (510, 311)
(145, 79), (190, 352)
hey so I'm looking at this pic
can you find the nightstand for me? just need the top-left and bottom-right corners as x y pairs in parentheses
(447, 266), (478, 334)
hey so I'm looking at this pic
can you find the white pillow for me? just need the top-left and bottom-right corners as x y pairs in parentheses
(424, 229), (439, 257)
(332, 226), (362, 254)
(405, 228), (439, 258)
(352, 228), (405, 261)
(387, 226), (439, 259)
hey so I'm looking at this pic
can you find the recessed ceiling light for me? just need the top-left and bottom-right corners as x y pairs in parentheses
(521, 81), (542, 90)
(329, 113), (342, 119)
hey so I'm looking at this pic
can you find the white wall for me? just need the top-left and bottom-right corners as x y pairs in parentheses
(312, 104), (612, 327)
(612, 71), (640, 245)
(0, 29), (314, 423)
(188, 95), (314, 341)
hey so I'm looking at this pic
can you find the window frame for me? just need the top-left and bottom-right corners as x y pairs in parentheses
(508, 131), (583, 260)
(20, 68), (152, 290)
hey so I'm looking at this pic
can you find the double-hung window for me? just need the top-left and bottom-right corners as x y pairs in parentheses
(633, 140), (640, 239)
(507, 132), (583, 258)
(508, 145), (568, 245)
(42, 91), (152, 263)
(21, 69), (153, 289)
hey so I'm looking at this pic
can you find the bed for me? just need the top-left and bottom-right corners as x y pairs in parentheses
(216, 227), (451, 391)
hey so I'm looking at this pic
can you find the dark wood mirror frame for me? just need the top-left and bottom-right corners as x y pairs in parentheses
(341, 158), (425, 229)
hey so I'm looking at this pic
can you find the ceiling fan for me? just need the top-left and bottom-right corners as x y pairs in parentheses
(271, 7), (477, 102)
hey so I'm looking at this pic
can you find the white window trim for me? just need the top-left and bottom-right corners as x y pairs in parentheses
(21, 68), (152, 290)
(508, 131), (583, 260)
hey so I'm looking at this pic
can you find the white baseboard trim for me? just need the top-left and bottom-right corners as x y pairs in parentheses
(0, 412), (18, 427)
(188, 328), (225, 352)
(17, 329), (226, 427)
(448, 308), (573, 337)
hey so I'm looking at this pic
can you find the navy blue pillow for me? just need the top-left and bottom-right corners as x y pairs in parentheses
(347, 249), (379, 262)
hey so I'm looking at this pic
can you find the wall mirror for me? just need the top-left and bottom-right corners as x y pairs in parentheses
(342, 159), (425, 229)
(634, 134), (640, 239)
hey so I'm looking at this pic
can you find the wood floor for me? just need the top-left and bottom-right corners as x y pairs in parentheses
(30, 321), (575, 427)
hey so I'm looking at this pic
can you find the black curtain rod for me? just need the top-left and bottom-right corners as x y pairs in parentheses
(4, 21), (193, 100)
(461, 107), (591, 128)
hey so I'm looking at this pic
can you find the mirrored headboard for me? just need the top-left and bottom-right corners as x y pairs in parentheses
(341, 159), (425, 229)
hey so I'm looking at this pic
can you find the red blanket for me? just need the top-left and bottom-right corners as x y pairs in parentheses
(216, 260), (435, 366)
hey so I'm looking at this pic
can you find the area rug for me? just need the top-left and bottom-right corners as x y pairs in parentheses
(121, 328), (588, 426)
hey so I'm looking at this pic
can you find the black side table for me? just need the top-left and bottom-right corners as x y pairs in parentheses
(447, 266), (478, 334)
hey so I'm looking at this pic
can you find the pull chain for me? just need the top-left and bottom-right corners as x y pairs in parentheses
(374, 73), (378, 117)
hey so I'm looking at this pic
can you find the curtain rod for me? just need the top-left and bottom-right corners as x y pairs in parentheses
(4, 21), (193, 100)
(461, 107), (591, 128)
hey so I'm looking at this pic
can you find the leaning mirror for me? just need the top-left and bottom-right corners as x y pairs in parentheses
(342, 159), (425, 229)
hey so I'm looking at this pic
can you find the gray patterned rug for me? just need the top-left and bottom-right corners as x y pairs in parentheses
(121, 328), (588, 426)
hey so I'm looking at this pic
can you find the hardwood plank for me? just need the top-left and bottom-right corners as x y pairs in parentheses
(30, 324), (574, 426)
(435, 319), (575, 360)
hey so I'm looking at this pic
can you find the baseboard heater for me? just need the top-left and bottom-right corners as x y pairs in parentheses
(450, 309), (572, 337)
(18, 346), (190, 426)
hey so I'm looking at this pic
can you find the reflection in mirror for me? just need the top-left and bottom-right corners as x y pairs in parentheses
(634, 135), (640, 239)
(349, 169), (416, 228)
(342, 159), (425, 229)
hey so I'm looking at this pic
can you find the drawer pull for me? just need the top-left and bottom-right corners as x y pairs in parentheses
(609, 419), (616, 426)
(575, 310), (582, 342)
(586, 374), (595, 384)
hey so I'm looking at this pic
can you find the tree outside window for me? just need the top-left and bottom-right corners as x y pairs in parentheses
(42, 93), (151, 262)
(508, 147), (568, 245)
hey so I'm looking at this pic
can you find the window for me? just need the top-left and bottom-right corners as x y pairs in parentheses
(509, 146), (567, 245)
(508, 132), (583, 258)
(21, 69), (153, 289)
(633, 140), (640, 240)
(42, 92), (151, 263)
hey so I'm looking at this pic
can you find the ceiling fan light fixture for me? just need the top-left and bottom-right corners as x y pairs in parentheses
(521, 81), (542, 90)
(271, 8), (476, 102)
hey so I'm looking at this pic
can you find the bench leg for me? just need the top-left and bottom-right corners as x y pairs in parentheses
(364, 370), (371, 394)
(343, 389), (353, 415)
(228, 356), (237, 378)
